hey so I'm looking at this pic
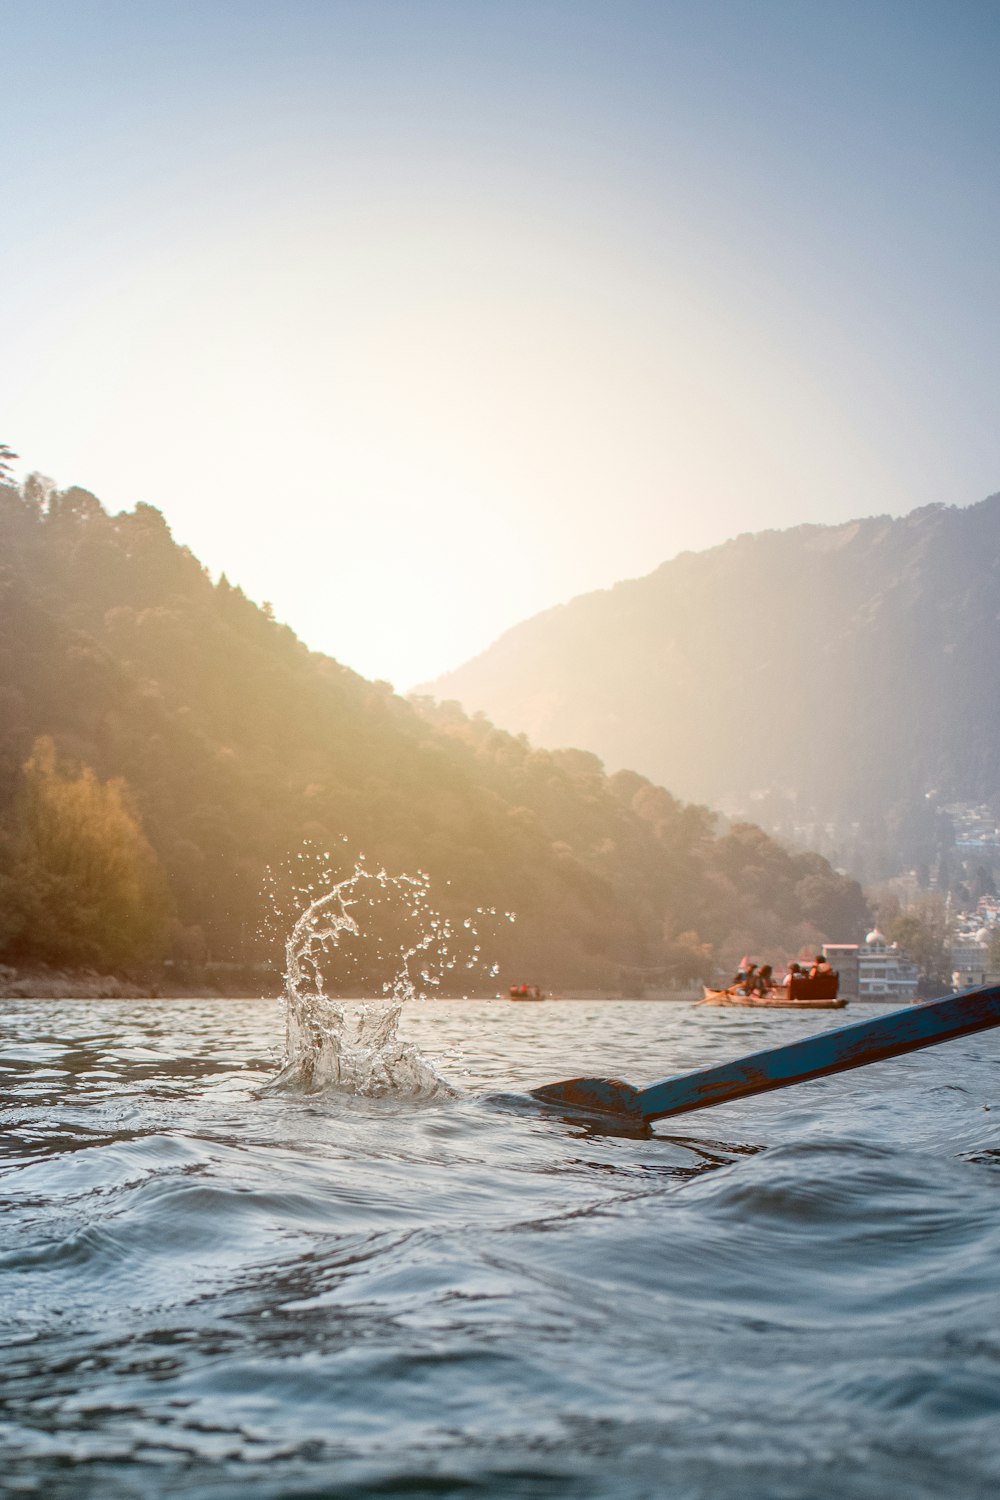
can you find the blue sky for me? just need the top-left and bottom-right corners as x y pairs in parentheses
(3, 1), (999, 685)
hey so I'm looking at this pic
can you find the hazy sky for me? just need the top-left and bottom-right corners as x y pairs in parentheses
(3, 1), (999, 688)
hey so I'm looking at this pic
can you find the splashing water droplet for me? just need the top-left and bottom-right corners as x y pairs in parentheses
(266, 854), (499, 1100)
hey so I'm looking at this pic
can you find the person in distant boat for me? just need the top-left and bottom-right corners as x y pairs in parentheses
(751, 964), (774, 996)
(809, 953), (832, 980)
(783, 961), (803, 987)
(730, 962), (757, 996)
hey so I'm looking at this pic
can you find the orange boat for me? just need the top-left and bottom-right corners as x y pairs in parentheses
(509, 984), (546, 1002)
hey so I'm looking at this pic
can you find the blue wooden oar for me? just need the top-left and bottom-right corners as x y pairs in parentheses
(530, 984), (1000, 1127)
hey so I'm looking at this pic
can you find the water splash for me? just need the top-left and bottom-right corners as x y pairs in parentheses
(269, 857), (496, 1098)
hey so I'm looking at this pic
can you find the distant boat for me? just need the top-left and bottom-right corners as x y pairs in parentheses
(509, 984), (546, 1002)
(700, 971), (846, 1011)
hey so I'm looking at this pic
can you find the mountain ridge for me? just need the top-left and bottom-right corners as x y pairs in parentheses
(427, 493), (1000, 883)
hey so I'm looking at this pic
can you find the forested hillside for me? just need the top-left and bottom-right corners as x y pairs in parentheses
(0, 475), (868, 989)
(429, 496), (1000, 885)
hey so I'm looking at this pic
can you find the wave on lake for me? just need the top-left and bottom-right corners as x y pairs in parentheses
(1, 990), (999, 1499)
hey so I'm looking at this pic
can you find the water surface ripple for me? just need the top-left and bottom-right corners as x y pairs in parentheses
(1, 998), (998, 1498)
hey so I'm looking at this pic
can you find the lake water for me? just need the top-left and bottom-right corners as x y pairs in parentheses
(1, 996), (999, 1498)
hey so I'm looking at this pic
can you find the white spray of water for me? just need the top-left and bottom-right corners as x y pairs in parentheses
(269, 857), (501, 1098)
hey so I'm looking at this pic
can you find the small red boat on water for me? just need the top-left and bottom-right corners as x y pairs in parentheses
(509, 984), (546, 1002)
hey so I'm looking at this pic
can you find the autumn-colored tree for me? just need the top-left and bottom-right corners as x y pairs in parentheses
(0, 737), (170, 970)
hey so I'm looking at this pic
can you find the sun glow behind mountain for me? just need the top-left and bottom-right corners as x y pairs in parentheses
(3, 1), (1000, 687)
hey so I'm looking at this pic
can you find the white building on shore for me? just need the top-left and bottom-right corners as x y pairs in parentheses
(825, 929), (920, 1002)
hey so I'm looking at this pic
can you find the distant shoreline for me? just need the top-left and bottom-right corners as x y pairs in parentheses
(0, 982), (910, 1005)
(0, 966), (704, 1002)
(0, 964), (272, 1002)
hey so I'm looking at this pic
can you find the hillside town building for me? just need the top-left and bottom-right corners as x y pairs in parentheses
(822, 929), (920, 1002)
(948, 894), (1000, 991)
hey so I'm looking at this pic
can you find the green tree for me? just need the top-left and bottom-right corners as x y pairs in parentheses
(0, 737), (170, 970)
(887, 901), (950, 986)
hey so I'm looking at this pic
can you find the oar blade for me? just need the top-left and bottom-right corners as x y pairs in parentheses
(529, 1075), (645, 1124)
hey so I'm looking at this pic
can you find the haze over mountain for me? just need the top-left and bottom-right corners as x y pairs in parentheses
(427, 495), (1000, 884)
(0, 471), (868, 990)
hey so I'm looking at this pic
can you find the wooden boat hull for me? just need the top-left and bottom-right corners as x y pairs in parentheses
(700, 986), (848, 1010)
